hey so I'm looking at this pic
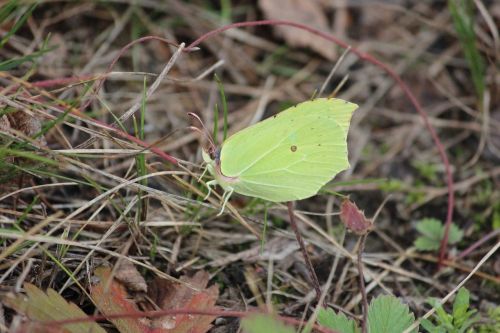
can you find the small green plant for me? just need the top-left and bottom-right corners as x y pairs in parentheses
(412, 161), (439, 183)
(414, 218), (463, 251)
(448, 0), (485, 104)
(318, 295), (417, 333)
(478, 306), (500, 333)
(421, 287), (480, 333)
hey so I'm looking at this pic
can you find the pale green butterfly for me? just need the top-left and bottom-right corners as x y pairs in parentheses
(193, 98), (358, 215)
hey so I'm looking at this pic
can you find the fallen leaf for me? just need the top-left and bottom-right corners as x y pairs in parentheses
(90, 267), (150, 333)
(0, 109), (47, 194)
(340, 199), (373, 235)
(258, 0), (336, 59)
(0, 115), (12, 132)
(148, 271), (219, 333)
(90, 267), (219, 333)
(3, 283), (106, 333)
(3, 110), (46, 145)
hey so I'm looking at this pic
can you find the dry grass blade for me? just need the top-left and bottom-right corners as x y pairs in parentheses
(1, 2), (498, 333)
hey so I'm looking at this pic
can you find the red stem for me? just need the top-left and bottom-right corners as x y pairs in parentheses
(35, 308), (339, 333)
(455, 228), (500, 260)
(185, 19), (454, 268)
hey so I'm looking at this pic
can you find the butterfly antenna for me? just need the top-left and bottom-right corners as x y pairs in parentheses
(187, 112), (216, 149)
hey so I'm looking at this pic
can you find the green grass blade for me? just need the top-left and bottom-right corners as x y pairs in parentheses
(0, 1), (38, 48)
(448, 0), (486, 103)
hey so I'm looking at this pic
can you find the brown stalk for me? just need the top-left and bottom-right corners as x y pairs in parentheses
(287, 202), (324, 307)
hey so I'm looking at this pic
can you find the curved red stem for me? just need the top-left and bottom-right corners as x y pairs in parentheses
(36, 308), (339, 333)
(185, 19), (454, 267)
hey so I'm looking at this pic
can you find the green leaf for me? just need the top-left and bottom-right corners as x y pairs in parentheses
(452, 288), (470, 320)
(414, 218), (463, 251)
(429, 299), (453, 327)
(317, 307), (360, 333)
(416, 218), (443, 239)
(415, 236), (441, 251)
(3, 283), (106, 333)
(367, 295), (417, 333)
(478, 306), (500, 333)
(421, 319), (443, 333)
(241, 314), (295, 333)
(448, 224), (464, 244)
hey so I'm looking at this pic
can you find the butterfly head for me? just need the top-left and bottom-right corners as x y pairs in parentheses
(188, 112), (235, 184)
(188, 112), (218, 158)
(201, 145), (219, 164)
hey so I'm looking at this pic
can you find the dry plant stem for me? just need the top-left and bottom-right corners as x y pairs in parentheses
(357, 234), (369, 333)
(80, 36), (185, 112)
(287, 202), (323, 307)
(455, 228), (500, 260)
(0, 81), (179, 166)
(77, 43), (185, 149)
(185, 19), (455, 268)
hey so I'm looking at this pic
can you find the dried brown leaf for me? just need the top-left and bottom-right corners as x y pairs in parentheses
(258, 0), (336, 59)
(90, 267), (219, 333)
(148, 271), (219, 333)
(3, 110), (46, 145)
(3, 283), (106, 333)
(0, 110), (47, 193)
(0, 115), (11, 133)
(90, 267), (150, 333)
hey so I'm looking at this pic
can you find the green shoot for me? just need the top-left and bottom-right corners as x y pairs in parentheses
(448, 0), (486, 106)
(421, 287), (480, 332)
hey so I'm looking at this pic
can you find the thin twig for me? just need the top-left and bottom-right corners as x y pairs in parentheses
(287, 202), (323, 306)
(357, 234), (369, 333)
(77, 43), (185, 149)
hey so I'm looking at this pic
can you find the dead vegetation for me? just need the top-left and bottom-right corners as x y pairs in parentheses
(0, 1), (499, 332)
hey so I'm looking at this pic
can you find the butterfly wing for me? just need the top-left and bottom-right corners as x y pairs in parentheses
(219, 98), (357, 202)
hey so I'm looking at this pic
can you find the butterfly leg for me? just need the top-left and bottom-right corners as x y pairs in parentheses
(198, 163), (209, 182)
(217, 187), (234, 216)
(204, 180), (217, 200)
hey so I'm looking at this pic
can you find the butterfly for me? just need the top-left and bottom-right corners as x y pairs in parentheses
(191, 98), (357, 215)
